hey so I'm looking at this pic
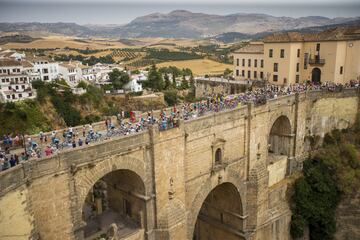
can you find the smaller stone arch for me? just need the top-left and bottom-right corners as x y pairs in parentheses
(268, 115), (292, 156)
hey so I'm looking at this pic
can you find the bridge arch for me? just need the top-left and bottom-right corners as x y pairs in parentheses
(268, 115), (292, 156)
(188, 179), (245, 240)
(81, 169), (146, 238)
(73, 154), (149, 239)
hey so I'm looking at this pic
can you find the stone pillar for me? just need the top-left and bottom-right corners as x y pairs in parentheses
(148, 121), (187, 239)
(144, 197), (157, 240)
(95, 198), (102, 215)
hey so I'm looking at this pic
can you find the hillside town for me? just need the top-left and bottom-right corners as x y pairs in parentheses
(0, 48), (145, 102)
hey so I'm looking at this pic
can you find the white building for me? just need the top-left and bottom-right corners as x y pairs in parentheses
(82, 63), (123, 85)
(123, 78), (143, 93)
(0, 59), (36, 102)
(31, 58), (59, 82)
(58, 61), (83, 87)
(131, 71), (148, 82)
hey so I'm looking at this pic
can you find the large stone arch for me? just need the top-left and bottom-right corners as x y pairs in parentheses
(71, 153), (149, 238)
(187, 173), (246, 239)
(75, 154), (148, 208)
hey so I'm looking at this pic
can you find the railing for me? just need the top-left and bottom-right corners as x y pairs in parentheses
(309, 58), (325, 65)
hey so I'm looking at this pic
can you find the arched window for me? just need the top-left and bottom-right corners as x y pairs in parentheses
(215, 148), (222, 164)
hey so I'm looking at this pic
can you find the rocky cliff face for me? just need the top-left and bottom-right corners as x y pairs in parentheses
(335, 192), (360, 240)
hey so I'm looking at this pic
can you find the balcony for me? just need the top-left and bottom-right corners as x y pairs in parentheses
(309, 58), (325, 65)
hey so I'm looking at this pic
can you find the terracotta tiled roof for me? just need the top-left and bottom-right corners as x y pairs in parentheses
(0, 59), (21, 67)
(0, 52), (16, 58)
(235, 44), (264, 54)
(59, 63), (75, 69)
(20, 60), (34, 68)
(263, 26), (360, 43)
(25, 55), (53, 63)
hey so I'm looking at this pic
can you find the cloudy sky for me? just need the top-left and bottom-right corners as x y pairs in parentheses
(0, 0), (359, 24)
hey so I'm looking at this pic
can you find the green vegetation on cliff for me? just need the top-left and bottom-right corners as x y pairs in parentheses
(0, 100), (51, 136)
(290, 116), (360, 240)
(1, 81), (111, 135)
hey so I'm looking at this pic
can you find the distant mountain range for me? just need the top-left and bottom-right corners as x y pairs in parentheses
(0, 10), (359, 40)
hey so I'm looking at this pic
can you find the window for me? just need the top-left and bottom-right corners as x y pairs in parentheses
(22, 85), (25, 89)
(19, 94), (22, 98)
(261, 60), (264, 68)
(254, 71), (257, 78)
(274, 63), (278, 72)
(269, 49), (273, 58)
(296, 63), (300, 72)
(7, 95), (10, 99)
(236, 59), (239, 66)
(280, 49), (285, 58)
(284, 78), (287, 84)
(340, 66), (343, 75)
(316, 43), (320, 52)
(44, 76), (49, 81)
(17, 69), (20, 72)
(273, 75), (278, 82)
(260, 72), (264, 79)
(248, 71), (251, 79)
(242, 70), (245, 77)
(236, 70), (239, 76)
(296, 75), (300, 83)
(12, 69), (16, 72)
(248, 59), (251, 67)
(254, 59), (258, 67)
(215, 148), (222, 164)
(304, 53), (308, 69)
(242, 59), (245, 67)
(297, 49), (300, 58)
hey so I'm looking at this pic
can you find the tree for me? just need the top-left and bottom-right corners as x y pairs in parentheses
(108, 69), (130, 90)
(180, 75), (189, 89)
(145, 65), (164, 91)
(164, 73), (171, 90)
(164, 90), (178, 106)
(185, 74), (196, 101)
(77, 81), (88, 89)
(172, 72), (177, 88)
(224, 68), (232, 77)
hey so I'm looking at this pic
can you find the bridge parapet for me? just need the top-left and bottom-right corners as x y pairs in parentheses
(0, 131), (150, 194)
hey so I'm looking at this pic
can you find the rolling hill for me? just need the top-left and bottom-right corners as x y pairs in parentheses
(0, 10), (359, 39)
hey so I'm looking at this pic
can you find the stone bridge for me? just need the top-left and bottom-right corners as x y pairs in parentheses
(0, 89), (359, 240)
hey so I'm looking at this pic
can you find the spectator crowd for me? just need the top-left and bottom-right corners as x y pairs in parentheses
(1, 81), (359, 171)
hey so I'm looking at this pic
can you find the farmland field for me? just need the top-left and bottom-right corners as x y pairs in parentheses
(0, 35), (211, 50)
(156, 59), (232, 76)
(1, 36), (132, 49)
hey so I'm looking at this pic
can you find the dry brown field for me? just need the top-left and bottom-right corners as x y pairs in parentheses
(156, 59), (232, 76)
(1, 35), (212, 50)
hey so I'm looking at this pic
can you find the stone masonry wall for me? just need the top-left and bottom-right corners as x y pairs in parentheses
(0, 89), (358, 240)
